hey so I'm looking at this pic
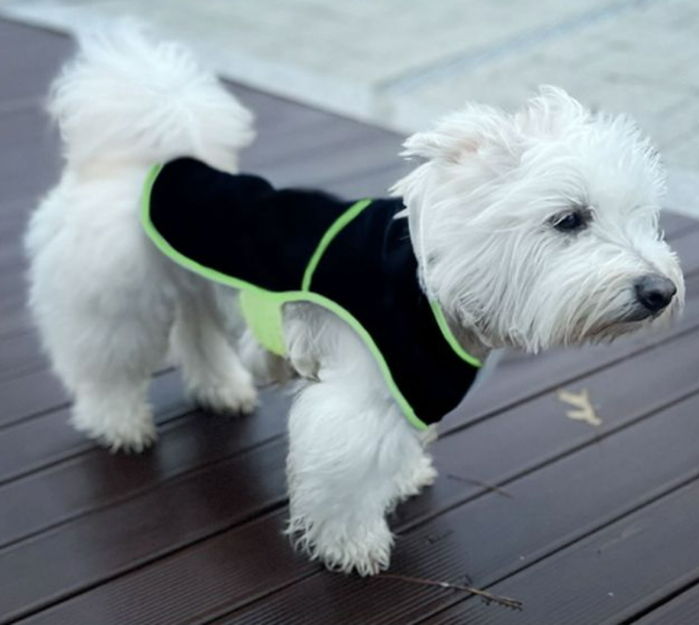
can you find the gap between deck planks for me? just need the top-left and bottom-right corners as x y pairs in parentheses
(4, 235), (699, 624)
(15, 338), (699, 625)
(3, 264), (699, 551)
(218, 399), (699, 625)
(417, 481), (699, 625)
(630, 579), (699, 624)
(5, 303), (699, 623)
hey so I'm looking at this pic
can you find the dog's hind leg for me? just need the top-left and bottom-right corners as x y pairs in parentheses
(26, 194), (175, 452)
(70, 282), (176, 452)
(58, 288), (172, 453)
(171, 281), (258, 414)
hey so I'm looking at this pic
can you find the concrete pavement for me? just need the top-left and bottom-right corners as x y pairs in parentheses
(2, 0), (699, 214)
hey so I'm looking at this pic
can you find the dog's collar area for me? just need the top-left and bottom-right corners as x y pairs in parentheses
(330, 199), (482, 370)
(429, 300), (483, 368)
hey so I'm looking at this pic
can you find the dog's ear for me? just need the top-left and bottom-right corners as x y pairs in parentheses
(401, 103), (519, 164)
(515, 85), (589, 136)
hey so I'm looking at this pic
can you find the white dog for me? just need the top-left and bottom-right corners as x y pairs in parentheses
(26, 27), (684, 576)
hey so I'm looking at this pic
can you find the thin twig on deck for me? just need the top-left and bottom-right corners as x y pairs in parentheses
(445, 473), (514, 498)
(379, 573), (523, 610)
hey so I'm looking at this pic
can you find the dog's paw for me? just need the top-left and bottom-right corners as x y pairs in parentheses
(190, 374), (258, 415)
(287, 514), (393, 576)
(71, 402), (156, 453)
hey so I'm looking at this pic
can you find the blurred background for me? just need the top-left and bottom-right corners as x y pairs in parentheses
(3, 0), (699, 179)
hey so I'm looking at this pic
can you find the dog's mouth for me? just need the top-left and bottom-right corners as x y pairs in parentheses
(567, 309), (644, 344)
(572, 320), (636, 344)
(575, 303), (672, 343)
(616, 286), (682, 325)
(617, 304), (664, 323)
(570, 279), (682, 344)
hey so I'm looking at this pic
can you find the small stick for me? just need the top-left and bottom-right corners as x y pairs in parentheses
(379, 573), (523, 610)
(446, 473), (513, 498)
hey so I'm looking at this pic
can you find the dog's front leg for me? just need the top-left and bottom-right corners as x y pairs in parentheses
(285, 363), (436, 576)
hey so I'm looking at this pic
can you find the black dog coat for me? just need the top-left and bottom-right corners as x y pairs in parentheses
(141, 157), (482, 429)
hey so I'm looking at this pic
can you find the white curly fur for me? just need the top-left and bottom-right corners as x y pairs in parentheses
(26, 26), (683, 575)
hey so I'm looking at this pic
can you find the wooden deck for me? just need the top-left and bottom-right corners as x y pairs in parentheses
(2, 19), (699, 625)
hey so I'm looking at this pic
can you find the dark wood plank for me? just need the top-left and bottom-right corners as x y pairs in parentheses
(0, 368), (66, 426)
(632, 581), (699, 624)
(419, 479), (699, 625)
(0, 19), (73, 104)
(197, 341), (699, 625)
(326, 160), (416, 199)
(0, 437), (288, 623)
(219, 399), (699, 625)
(7, 316), (699, 623)
(29, 372), (699, 625)
(234, 84), (352, 137)
(247, 111), (398, 168)
(14, 510), (305, 625)
(661, 210), (699, 238)
(0, 331), (48, 383)
(0, 386), (289, 547)
(0, 370), (191, 485)
(244, 115), (406, 194)
(0, 105), (62, 204)
(4, 282), (699, 621)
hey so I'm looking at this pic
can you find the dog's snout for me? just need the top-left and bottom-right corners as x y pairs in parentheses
(634, 274), (677, 313)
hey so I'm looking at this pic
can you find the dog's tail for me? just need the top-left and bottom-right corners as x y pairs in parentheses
(48, 22), (254, 172)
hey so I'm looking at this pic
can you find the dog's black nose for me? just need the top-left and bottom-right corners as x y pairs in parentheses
(634, 274), (677, 313)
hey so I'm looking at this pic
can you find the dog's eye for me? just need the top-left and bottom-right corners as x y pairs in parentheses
(551, 209), (589, 233)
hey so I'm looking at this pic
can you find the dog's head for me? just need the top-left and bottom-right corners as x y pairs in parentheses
(392, 86), (684, 351)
